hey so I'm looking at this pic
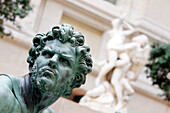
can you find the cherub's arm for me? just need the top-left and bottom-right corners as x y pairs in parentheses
(123, 21), (135, 36)
(109, 42), (138, 52)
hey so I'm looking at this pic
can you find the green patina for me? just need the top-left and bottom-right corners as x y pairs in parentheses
(0, 24), (93, 113)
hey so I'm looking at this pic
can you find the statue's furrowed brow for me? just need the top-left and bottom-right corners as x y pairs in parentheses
(43, 47), (52, 52)
(61, 53), (74, 66)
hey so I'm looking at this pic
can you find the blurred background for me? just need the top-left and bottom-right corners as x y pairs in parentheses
(0, 0), (169, 113)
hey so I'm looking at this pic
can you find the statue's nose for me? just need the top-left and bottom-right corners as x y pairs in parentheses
(48, 54), (58, 69)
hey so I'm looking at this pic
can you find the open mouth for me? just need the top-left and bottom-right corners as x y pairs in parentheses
(43, 70), (54, 79)
(38, 66), (56, 79)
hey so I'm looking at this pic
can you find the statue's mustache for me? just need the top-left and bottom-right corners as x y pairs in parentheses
(36, 65), (58, 80)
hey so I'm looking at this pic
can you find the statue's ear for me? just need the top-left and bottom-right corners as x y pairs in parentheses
(73, 74), (86, 88)
(62, 88), (73, 97)
(62, 74), (85, 97)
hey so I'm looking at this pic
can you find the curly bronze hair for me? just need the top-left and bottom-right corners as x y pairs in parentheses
(27, 24), (93, 90)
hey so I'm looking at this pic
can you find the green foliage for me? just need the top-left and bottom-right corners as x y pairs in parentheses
(146, 43), (170, 101)
(0, 0), (32, 37)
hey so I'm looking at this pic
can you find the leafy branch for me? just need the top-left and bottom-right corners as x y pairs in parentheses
(0, 0), (32, 37)
(146, 43), (170, 101)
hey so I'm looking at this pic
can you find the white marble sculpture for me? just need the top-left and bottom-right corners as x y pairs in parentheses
(95, 16), (135, 86)
(79, 17), (150, 113)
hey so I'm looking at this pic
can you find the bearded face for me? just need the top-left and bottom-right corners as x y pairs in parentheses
(30, 40), (76, 96)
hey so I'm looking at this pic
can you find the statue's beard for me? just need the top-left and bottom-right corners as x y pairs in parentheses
(30, 64), (58, 95)
(30, 63), (74, 96)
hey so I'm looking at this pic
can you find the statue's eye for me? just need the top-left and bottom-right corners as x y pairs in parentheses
(59, 57), (70, 66)
(42, 51), (54, 58)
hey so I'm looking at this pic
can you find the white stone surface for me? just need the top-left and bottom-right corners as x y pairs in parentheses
(0, 38), (29, 76)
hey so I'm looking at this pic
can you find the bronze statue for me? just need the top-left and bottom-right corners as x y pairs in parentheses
(0, 24), (93, 113)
